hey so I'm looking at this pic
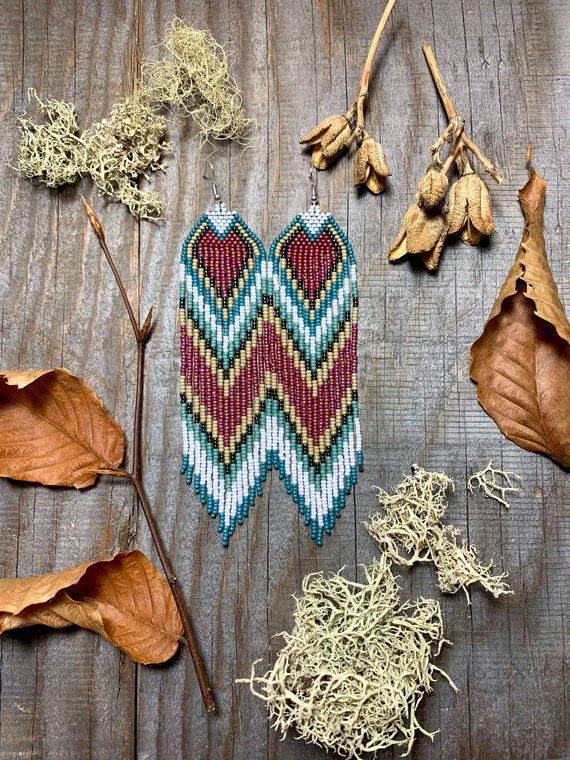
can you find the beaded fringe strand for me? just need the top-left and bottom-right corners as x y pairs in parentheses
(180, 202), (268, 546)
(267, 203), (363, 545)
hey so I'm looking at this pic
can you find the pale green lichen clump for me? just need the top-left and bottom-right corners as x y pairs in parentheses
(365, 466), (511, 601)
(17, 89), (88, 186)
(17, 90), (168, 220)
(84, 93), (169, 219)
(238, 556), (456, 758)
(140, 18), (251, 142)
(467, 459), (522, 509)
(15, 19), (252, 219)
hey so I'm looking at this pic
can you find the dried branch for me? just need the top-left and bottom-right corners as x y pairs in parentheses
(422, 45), (503, 183)
(300, 0), (397, 193)
(389, 47), (501, 270)
(354, 0), (398, 136)
(82, 199), (215, 713)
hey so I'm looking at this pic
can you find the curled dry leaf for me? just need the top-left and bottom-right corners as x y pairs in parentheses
(470, 166), (570, 466)
(0, 368), (124, 487)
(0, 550), (183, 664)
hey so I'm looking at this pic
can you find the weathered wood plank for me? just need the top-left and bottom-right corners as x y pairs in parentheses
(0, 1), (568, 758)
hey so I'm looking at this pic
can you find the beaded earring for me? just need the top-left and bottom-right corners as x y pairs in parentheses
(267, 179), (363, 544)
(179, 174), (268, 546)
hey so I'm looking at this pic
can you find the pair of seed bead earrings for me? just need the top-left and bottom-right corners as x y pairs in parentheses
(179, 170), (363, 547)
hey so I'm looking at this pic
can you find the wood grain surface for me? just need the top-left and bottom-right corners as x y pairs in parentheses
(0, 1), (568, 758)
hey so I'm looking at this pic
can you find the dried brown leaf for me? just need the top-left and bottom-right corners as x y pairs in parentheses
(0, 550), (183, 664)
(470, 166), (570, 466)
(0, 368), (124, 488)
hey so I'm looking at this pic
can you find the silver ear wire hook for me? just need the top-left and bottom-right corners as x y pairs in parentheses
(204, 160), (222, 204)
(309, 167), (319, 208)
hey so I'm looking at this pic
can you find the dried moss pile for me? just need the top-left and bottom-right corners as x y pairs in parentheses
(140, 18), (250, 141)
(238, 556), (455, 758)
(17, 90), (89, 187)
(366, 466), (511, 600)
(16, 19), (252, 219)
(240, 467), (514, 756)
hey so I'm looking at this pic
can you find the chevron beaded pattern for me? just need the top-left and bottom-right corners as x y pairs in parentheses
(179, 202), (269, 546)
(267, 204), (363, 545)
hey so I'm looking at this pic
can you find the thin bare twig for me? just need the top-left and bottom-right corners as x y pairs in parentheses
(82, 197), (215, 713)
(354, 0), (397, 134)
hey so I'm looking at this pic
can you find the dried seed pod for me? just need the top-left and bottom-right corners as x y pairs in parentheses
(354, 134), (391, 194)
(300, 115), (345, 146)
(300, 114), (353, 170)
(389, 202), (449, 271)
(447, 171), (494, 245)
(321, 119), (353, 158)
(417, 166), (449, 209)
